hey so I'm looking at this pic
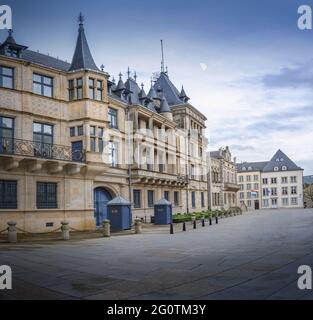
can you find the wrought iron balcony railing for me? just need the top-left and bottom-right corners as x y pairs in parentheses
(0, 137), (86, 163)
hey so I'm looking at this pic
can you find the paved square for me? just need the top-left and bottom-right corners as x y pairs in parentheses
(1, 209), (313, 300)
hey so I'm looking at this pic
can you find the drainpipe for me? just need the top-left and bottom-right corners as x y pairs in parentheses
(126, 106), (132, 202)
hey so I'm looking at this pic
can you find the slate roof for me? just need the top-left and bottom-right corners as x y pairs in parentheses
(22, 50), (71, 71)
(262, 150), (302, 172)
(154, 72), (184, 106)
(237, 162), (268, 172)
(304, 176), (313, 185)
(237, 150), (303, 173)
(69, 18), (99, 72)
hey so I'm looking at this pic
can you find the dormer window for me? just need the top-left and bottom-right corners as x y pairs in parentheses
(274, 167), (279, 171)
(242, 167), (246, 171)
(282, 166), (287, 171)
(248, 167), (252, 171)
(6, 48), (19, 58)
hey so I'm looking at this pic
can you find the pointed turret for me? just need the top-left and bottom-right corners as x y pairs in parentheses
(180, 86), (190, 102)
(69, 13), (99, 72)
(139, 83), (147, 101)
(159, 95), (173, 120)
(115, 73), (126, 91)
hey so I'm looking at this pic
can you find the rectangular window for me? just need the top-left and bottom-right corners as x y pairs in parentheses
(201, 192), (205, 208)
(33, 73), (53, 97)
(272, 198), (278, 206)
(271, 178), (277, 184)
(0, 180), (17, 209)
(254, 183), (259, 190)
(36, 182), (57, 209)
(282, 198), (289, 206)
(191, 192), (196, 208)
(247, 200), (252, 207)
(109, 141), (118, 167)
(282, 177), (288, 184)
(0, 116), (14, 153)
(247, 184), (251, 190)
(271, 188), (277, 196)
(282, 187), (288, 196)
(68, 79), (75, 101)
(96, 80), (103, 101)
(174, 191), (179, 206)
(240, 184), (244, 191)
(164, 191), (170, 201)
(291, 176), (297, 184)
(263, 188), (270, 197)
(190, 164), (195, 180)
(133, 190), (141, 208)
(98, 127), (104, 153)
(240, 192), (244, 199)
(70, 127), (76, 137)
(239, 176), (244, 183)
(76, 78), (83, 99)
(89, 78), (95, 99)
(77, 125), (84, 136)
(108, 108), (118, 129)
(247, 192), (252, 199)
(33, 122), (53, 158)
(291, 186), (297, 195)
(0, 66), (14, 89)
(90, 126), (96, 152)
(246, 176), (251, 182)
(254, 175), (259, 181)
(291, 197), (298, 205)
(262, 178), (268, 185)
(148, 190), (154, 208)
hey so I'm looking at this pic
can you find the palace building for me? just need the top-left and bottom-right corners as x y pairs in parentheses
(0, 15), (208, 232)
(237, 150), (304, 210)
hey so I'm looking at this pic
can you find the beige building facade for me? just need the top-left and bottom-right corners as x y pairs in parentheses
(208, 147), (240, 210)
(237, 150), (304, 210)
(0, 18), (208, 233)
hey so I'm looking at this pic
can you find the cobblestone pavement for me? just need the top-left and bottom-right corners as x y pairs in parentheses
(1, 209), (313, 300)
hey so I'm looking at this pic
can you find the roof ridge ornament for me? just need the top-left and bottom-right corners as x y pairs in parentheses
(78, 12), (84, 27)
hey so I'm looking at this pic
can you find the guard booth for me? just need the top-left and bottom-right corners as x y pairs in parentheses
(154, 198), (173, 225)
(107, 196), (132, 232)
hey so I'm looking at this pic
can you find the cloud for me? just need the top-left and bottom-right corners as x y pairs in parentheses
(229, 145), (256, 152)
(262, 60), (313, 88)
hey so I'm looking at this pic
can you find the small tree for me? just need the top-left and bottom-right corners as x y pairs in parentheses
(304, 185), (313, 208)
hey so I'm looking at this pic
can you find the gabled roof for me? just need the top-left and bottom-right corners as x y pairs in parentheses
(262, 150), (302, 172)
(125, 77), (141, 105)
(154, 72), (184, 106)
(69, 14), (99, 72)
(237, 161), (268, 172)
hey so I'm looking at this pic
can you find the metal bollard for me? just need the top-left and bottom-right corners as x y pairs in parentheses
(61, 221), (70, 241)
(7, 221), (17, 243)
(209, 218), (212, 226)
(170, 224), (174, 235)
(135, 219), (142, 234)
(202, 219), (205, 227)
(216, 217), (219, 224)
(102, 220), (111, 238)
(183, 222), (186, 232)
(193, 220), (197, 229)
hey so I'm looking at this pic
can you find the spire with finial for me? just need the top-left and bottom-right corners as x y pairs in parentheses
(69, 13), (99, 71)
(134, 71), (137, 82)
(127, 67), (131, 79)
(115, 72), (126, 91)
(139, 83), (147, 101)
(180, 85), (190, 102)
(100, 64), (105, 72)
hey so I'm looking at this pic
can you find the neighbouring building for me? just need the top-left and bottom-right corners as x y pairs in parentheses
(0, 15), (208, 233)
(304, 175), (313, 208)
(208, 146), (240, 210)
(237, 150), (304, 210)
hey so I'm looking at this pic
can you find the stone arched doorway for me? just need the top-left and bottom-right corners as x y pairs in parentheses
(94, 187), (113, 226)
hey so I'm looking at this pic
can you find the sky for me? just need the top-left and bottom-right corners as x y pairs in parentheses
(1, 0), (313, 174)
